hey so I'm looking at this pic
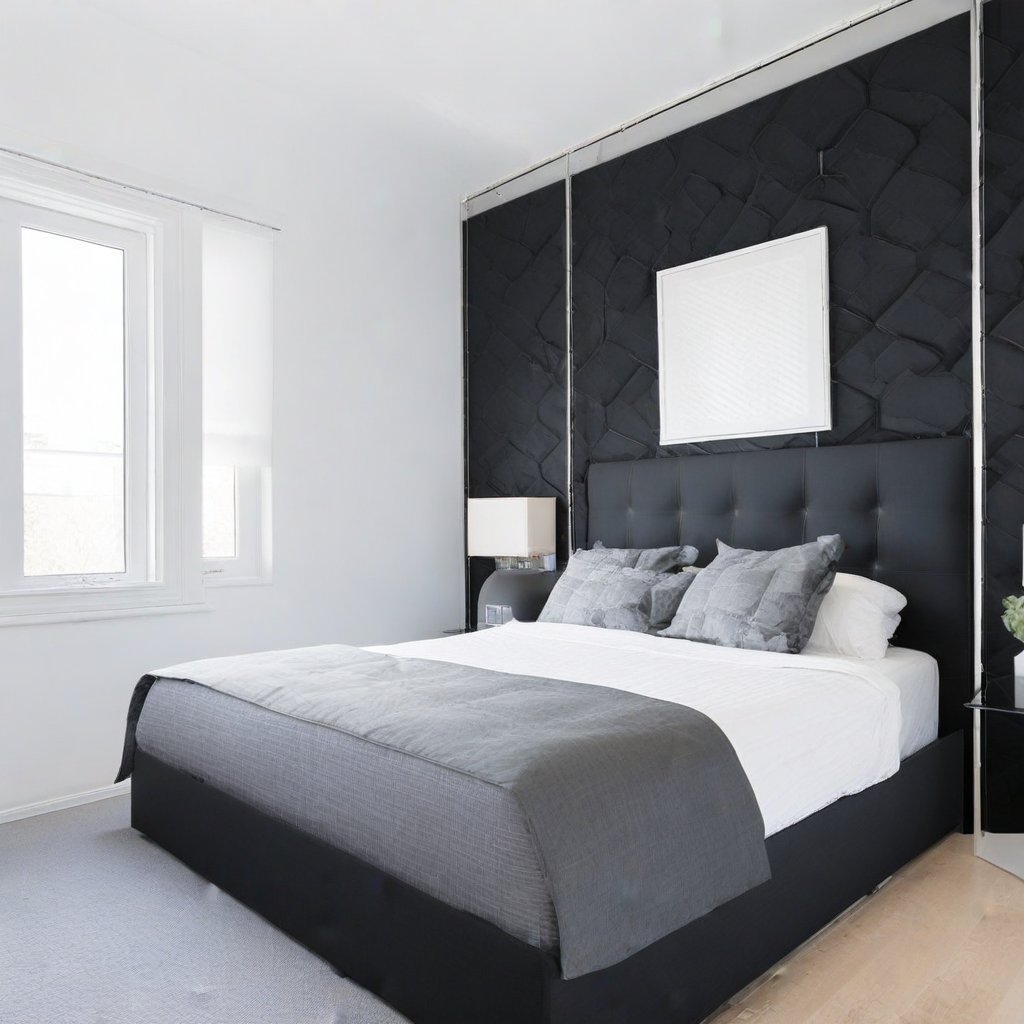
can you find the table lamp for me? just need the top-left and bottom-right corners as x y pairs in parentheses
(467, 497), (558, 627)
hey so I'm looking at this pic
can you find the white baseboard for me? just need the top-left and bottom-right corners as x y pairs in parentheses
(0, 780), (131, 825)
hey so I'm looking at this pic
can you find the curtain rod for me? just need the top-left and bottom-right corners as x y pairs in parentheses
(463, 0), (930, 205)
(0, 144), (281, 232)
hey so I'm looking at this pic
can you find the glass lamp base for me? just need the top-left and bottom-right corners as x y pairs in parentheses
(494, 554), (555, 571)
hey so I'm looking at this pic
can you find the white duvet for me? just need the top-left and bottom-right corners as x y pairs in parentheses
(372, 621), (937, 838)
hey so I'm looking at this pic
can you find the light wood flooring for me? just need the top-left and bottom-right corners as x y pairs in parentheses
(707, 834), (1024, 1024)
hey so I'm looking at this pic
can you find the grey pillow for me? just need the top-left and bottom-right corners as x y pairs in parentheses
(583, 541), (699, 572)
(659, 535), (844, 653)
(539, 562), (660, 631)
(649, 567), (701, 632)
(539, 554), (700, 633)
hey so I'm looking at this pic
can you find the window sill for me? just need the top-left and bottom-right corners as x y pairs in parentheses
(203, 574), (272, 589)
(0, 598), (211, 627)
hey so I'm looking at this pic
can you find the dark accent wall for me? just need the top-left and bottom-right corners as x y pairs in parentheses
(465, 183), (567, 626)
(462, 4), (1024, 833)
(983, 0), (1024, 832)
(570, 14), (971, 540)
(466, 16), (972, 566)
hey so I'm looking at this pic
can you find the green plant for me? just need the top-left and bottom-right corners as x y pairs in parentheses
(1002, 595), (1024, 644)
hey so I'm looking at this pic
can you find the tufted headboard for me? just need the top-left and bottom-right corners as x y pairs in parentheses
(586, 437), (972, 740)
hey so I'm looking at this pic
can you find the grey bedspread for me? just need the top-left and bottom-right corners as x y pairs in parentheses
(117, 644), (770, 979)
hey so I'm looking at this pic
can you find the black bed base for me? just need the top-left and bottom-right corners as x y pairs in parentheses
(132, 732), (963, 1024)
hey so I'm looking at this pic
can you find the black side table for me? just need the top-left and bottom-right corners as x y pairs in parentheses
(966, 686), (1024, 880)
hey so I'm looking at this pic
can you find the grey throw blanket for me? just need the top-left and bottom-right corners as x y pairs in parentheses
(117, 645), (770, 979)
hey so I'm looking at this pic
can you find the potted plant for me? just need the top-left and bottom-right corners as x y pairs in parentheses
(1002, 595), (1024, 704)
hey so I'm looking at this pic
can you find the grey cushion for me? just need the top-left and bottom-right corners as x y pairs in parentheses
(539, 561), (659, 631)
(539, 554), (700, 633)
(649, 568), (701, 632)
(584, 541), (699, 572)
(660, 535), (844, 653)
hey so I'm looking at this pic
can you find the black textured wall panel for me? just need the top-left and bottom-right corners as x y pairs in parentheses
(465, 183), (567, 625)
(570, 15), (971, 540)
(983, 0), (1024, 832)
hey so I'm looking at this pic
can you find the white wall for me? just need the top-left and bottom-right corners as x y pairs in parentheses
(0, 1), (479, 814)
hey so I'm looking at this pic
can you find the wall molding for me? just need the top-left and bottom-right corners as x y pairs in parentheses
(0, 780), (130, 826)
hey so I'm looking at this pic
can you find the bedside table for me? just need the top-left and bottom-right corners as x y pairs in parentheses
(967, 686), (1024, 880)
(477, 568), (562, 629)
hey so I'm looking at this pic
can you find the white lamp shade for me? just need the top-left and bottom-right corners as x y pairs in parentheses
(467, 497), (556, 557)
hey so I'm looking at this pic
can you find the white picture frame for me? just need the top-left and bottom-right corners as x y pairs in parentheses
(656, 226), (831, 445)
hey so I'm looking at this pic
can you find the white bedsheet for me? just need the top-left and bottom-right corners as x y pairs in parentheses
(879, 646), (939, 761)
(372, 622), (938, 838)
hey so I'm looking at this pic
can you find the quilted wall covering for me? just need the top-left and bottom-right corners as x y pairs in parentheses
(570, 14), (972, 539)
(464, 183), (567, 625)
(465, 8), (1024, 826)
(466, 14), (971, 576)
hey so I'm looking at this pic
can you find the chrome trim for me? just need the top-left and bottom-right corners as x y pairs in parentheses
(564, 159), (575, 550)
(464, 0), (969, 213)
(970, 0), (985, 842)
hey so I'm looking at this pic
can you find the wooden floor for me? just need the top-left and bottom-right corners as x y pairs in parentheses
(707, 834), (1024, 1024)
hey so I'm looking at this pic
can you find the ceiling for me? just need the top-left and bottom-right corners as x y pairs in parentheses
(83, 0), (962, 192)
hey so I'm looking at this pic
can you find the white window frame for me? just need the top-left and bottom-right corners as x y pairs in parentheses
(0, 154), (203, 624)
(5, 205), (149, 590)
(202, 464), (272, 586)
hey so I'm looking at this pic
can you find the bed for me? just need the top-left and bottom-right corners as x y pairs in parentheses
(125, 436), (971, 1024)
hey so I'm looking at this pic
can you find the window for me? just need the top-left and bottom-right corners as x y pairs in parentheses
(0, 154), (274, 619)
(201, 216), (273, 585)
(0, 155), (202, 622)
(21, 224), (133, 580)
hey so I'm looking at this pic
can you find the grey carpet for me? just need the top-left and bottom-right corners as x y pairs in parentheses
(0, 795), (411, 1024)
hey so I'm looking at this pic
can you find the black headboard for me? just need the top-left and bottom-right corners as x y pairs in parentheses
(586, 437), (972, 740)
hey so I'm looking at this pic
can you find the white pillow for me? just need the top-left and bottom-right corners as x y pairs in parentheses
(804, 573), (907, 660)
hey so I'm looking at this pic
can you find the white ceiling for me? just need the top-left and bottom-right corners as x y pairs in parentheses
(83, 0), (960, 193)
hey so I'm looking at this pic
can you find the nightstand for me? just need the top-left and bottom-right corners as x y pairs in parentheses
(477, 568), (562, 629)
(967, 686), (1024, 880)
